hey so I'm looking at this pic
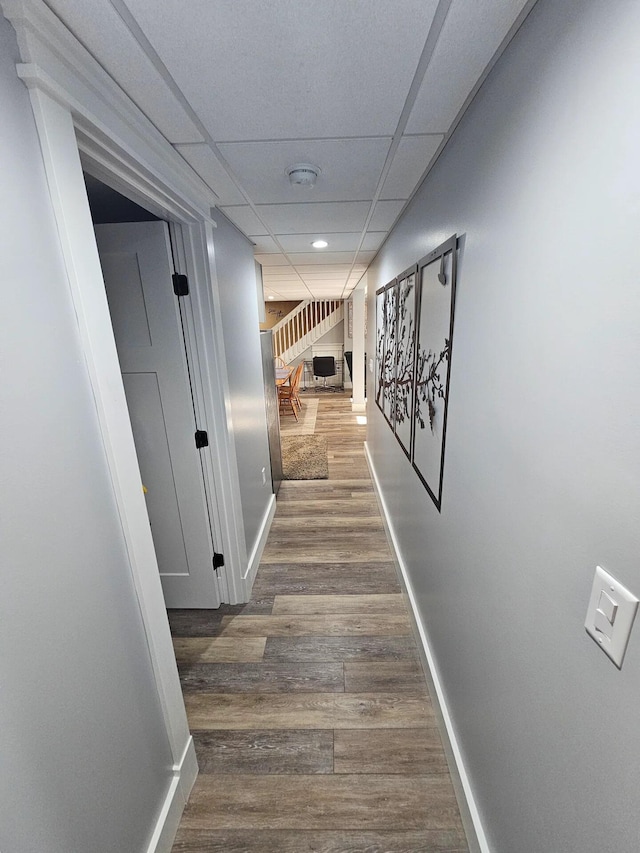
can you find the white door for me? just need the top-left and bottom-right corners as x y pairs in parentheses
(95, 221), (221, 608)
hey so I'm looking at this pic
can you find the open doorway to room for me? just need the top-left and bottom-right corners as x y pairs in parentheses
(84, 173), (223, 610)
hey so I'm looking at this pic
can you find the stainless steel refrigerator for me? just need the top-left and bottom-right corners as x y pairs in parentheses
(259, 330), (283, 494)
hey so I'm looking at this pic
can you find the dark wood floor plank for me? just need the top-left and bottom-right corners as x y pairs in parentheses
(253, 564), (402, 597)
(274, 481), (374, 500)
(260, 547), (393, 564)
(274, 498), (380, 517)
(173, 637), (266, 663)
(172, 829), (469, 853)
(334, 728), (449, 775)
(253, 570), (402, 596)
(217, 613), (412, 637)
(185, 692), (434, 730)
(255, 561), (399, 576)
(193, 730), (333, 774)
(178, 661), (344, 693)
(168, 601), (274, 636)
(179, 774), (462, 830)
(265, 534), (387, 548)
(263, 636), (419, 663)
(270, 515), (384, 529)
(344, 662), (426, 692)
(272, 593), (405, 615)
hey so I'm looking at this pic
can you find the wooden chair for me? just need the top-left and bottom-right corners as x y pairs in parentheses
(291, 362), (304, 410)
(278, 362), (303, 420)
(274, 356), (288, 370)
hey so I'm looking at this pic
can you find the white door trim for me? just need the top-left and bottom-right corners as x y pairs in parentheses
(2, 2), (253, 845)
(25, 83), (197, 838)
(169, 221), (249, 603)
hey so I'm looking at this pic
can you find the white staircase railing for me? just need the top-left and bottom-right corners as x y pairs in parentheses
(272, 299), (343, 363)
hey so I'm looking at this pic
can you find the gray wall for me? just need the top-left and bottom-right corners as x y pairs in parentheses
(366, 0), (640, 850)
(213, 212), (272, 552)
(0, 17), (174, 853)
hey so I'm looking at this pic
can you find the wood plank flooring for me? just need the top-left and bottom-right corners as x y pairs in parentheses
(170, 393), (468, 852)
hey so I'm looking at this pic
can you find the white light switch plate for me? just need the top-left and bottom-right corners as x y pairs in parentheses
(585, 566), (638, 668)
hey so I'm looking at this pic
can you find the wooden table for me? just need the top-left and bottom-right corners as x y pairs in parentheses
(275, 366), (293, 387)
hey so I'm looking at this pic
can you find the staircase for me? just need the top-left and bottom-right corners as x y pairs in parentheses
(272, 299), (343, 363)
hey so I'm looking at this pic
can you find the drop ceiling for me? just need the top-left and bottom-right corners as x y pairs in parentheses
(44, 0), (536, 299)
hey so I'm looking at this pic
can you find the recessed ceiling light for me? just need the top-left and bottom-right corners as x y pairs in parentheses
(268, 295), (275, 300)
(312, 239), (328, 249)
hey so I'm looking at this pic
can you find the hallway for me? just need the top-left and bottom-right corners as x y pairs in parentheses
(169, 393), (468, 852)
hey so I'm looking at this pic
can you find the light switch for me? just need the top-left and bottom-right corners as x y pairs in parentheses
(597, 590), (617, 624)
(593, 604), (614, 640)
(585, 566), (638, 668)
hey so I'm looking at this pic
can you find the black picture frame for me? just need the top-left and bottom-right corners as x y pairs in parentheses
(374, 235), (458, 511)
(411, 235), (458, 511)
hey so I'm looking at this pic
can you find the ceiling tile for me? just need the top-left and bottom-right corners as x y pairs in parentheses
(125, 0), (440, 139)
(220, 206), (269, 235)
(276, 233), (367, 253)
(262, 270), (300, 281)
(406, 0), (532, 134)
(293, 265), (358, 275)
(381, 135), (444, 199)
(250, 236), (280, 253)
(301, 284), (348, 292)
(255, 253), (290, 266)
(362, 232), (387, 251)
(175, 144), (246, 204)
(297, 271), (357, 280)
(217, 138), (390, 203)
(368, 200), (406, 231)
(46, 0), (203, 143)
(255, 202), (369, 234)
(264, 286), (305, 298)
(290, 251), (360, 265)
(356, 251), (377, 264)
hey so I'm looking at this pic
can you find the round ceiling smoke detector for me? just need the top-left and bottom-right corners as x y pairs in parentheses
(286, 163), (321, 188)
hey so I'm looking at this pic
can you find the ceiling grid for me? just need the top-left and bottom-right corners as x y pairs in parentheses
(45, 0), (538, 299)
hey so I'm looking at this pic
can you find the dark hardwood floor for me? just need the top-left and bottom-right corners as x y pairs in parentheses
(169, 392), (468, 852)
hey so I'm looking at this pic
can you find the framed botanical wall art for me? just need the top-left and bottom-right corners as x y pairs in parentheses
(411, 234), (458, 511)
(381, 280), (398, 426)
(375, 279), (398, 426)
(393, 265), (418, 458)
(374, 286), (386, 412)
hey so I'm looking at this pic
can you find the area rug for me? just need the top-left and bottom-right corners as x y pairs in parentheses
(280, 434), (329, 480)
(279, 398), (319, 436)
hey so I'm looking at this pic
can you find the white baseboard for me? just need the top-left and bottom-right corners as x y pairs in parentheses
(242, 494), (276, 583)
(145, 736), (198, 853)
(364, 442), (491, 853)
(351, 401), (366, 412)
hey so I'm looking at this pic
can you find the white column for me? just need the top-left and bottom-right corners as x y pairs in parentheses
(351, 281), (366, 412)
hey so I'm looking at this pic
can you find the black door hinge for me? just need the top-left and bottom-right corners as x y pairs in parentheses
(213, 552), (225, 570)
(172, 273), (189, 296)
(195, 430), (209, 449)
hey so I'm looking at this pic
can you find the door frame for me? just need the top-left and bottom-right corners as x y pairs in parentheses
(2, 0), (251, 843)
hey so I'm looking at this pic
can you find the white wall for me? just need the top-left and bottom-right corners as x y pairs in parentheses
(295, 320), (345, 363)
(0, 17), (174, 852)
(212, 211), (273, 552)
(366, 0), (640, 850)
